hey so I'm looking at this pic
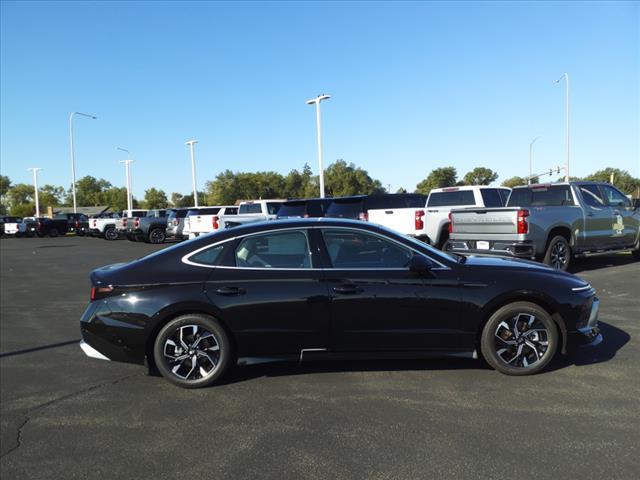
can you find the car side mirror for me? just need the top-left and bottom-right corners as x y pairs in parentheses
(409, 254), (435, 274)
(632, 198), (640, 210)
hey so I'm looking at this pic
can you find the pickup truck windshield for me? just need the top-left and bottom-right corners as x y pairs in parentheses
(427, 190), (475, 207)
(507, 185), (575, 207)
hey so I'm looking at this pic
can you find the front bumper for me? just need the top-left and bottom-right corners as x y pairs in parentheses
(447, 239), (536, 258)
(566, 297), (602, 351)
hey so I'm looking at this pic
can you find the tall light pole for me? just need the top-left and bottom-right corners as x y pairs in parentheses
(69, 112), (97, 213)
(528, 136), (541, 184)
(185, 139), (199, 207)
(117, 148), (134, 213)
(306, 94), (331, 198)
(554, 73), (570, 181)
(27, 167), (42, 217)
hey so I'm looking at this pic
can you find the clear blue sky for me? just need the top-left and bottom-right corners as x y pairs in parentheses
(1, 1), (638, 198)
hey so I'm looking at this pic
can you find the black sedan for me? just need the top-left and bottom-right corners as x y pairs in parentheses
(80, 218), (601, 388)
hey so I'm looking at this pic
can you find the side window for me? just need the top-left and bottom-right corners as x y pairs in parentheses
(235, 231), (311, 268)
(579, 185), (606, 208)
(480, 189), (503, 207)
(189, 244), (225, 266)
(600, 185), (631, 208)
(322, 229), (412, 269)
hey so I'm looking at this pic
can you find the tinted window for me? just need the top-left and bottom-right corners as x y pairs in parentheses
(277, 202), (308, 218)
(167, 209), (188, 219)
(224, 207), (238, 215)
(326, 199), (365, 218)
(427, 190), (475, 207)
(239, 203), (262, 214)
(507, 185), (575, 207)
(235, 231), (311, 268)
(480, 189), (504, 207)
(189, 245), (225, 266)
(267, 203), (282, 215)
(600, 185), (631, 207)
(187, 208), (221, 216)
(578, 185), (605, 208)
(498, 189), (511, 205)
(322, 229), (412, 269)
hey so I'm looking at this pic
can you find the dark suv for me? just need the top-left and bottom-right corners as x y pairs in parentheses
(277, 198), (333, 219)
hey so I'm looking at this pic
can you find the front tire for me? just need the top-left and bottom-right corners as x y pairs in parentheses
(153, 314), (232, 388)
(480, 301), (558, 376)
(543, 235), (571, 271)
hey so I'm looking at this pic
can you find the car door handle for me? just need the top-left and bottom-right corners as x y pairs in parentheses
(215, 287), (246, 296)
(332, 285), (363, 294)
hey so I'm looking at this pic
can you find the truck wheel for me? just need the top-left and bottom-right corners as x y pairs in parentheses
(148, 228), (166, 244)
(543, 235), (571, 271)
(104, 227), (119, 241)
(49, 228), (59, 238)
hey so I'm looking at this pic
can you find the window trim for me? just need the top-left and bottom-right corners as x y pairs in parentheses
(233, 229), (314, 269)
(181, 226), (450, 271)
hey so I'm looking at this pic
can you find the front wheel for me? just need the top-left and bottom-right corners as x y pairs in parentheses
(480, 301), (558, 376)
(153, 314), (232, 388)
(543, 235), (571, 271)
(49, 228), (59, 238)
(148, 228), (166, 244)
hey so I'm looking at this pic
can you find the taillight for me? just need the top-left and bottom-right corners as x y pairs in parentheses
(415, 210), (425, 230)
(75, 220), (80, 228)
(303, 213), (310, 218)
(122, 217), (127, 227)
(173, 219), (178, 226)
(358, 212), (369, 221)
(92, 219), (97, 227)
(90, 285), (114, 301)
(448, 212), (453, 233)
(212, 215), (219, 230)
(134, 218), (140, 228)
(517, 209), (529, 234)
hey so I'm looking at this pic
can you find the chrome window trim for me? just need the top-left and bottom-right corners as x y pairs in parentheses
(181, 225), (451, 271)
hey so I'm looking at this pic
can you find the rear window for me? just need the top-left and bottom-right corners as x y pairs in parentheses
(507, 185), (575, 207)
(223, 207), (238, 215)
(167, 209), (188, 219)
(326, 198), (365, 218)
(239, 203), (262, 214)
(427, 190), (475, 207)
(278, 202), (308, 218)
(187, 207), (221, 216)
(480, 189), (505, 207)
(366, 194), (426, 210)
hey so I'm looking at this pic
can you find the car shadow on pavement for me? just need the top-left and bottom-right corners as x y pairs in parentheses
(569, 254), (636, 274)
(0, 339), (81, 358)
(548, 321), (630, 371)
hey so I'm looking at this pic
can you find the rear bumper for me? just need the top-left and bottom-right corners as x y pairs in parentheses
(80, 340), (110, 361)
(447, 239), (536, 258)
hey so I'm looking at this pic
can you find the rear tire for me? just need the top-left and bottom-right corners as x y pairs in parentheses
(148, 228), (166, 244)
(481, 301), (558, 376)
(104, 227), (119, 241)
(153, 314), (232, 389)
(543, 235), (571, 271)
(49, 228), (59, 238)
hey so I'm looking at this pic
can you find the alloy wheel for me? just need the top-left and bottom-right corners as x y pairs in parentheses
(163, 325), (221, 381)
(493, 313), (549, 368)
(150, 229), (165, 244)
(550, 241), (568, 270)
(105, 228), (118, 241)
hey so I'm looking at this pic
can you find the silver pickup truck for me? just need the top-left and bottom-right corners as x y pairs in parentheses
(447, 182), (640, 270)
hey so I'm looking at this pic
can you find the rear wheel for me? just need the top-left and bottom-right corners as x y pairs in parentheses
(49, 228), (59, 238)
(543, 235), (571, 271)
(148, 228), (166, 244)
(153, 314), (232, 388)
(481, 301), (558, 376)
(104, 227), (119, 241)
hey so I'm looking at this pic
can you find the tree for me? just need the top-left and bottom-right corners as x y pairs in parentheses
(502, 176), (526, 188)
(462, 167), (498, 186)
(143, 188), (169, 209)
(0, 175), (11, 214)
(584, 168), (640, 195)
(38, 185), (65, 208)
(396, 187), (407, 194)
(103, 187), (130, 211)
(415, 167), (457, 195)
(67, 176), (113, 206)
(10, 203), (35, 217)
(323, 160), (385, 197)
(7, 183), (34, 207)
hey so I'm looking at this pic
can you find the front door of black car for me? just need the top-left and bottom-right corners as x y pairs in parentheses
(318, 228), (462, 352)
(204, 229), (331, 357)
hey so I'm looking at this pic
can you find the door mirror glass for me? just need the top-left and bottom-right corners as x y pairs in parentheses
(409, 254), (434, 273)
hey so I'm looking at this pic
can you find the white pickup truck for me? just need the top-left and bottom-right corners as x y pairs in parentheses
(185, 206), (239, 239)
(89, 213), (123, 240)
(218, 200), (286, 230)
(365, 194), (428, 237)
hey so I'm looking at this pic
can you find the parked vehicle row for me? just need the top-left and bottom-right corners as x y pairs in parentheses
(0, 215), (81, 237)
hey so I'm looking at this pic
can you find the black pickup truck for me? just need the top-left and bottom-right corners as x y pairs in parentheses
(125, 209), (170, 243)
(54, 213), (90, 236)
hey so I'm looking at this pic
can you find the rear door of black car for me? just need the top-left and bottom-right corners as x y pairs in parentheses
(202, 228), (331, 357)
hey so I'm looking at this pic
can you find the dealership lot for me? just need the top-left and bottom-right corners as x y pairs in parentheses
(1, 236), (639, 479)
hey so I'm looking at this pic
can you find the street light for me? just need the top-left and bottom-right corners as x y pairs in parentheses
(185, 139), (199, 207)
(554, 73), (570, 181)
(528, 136), (541, 184)
(27, 167), (42, 217)
(69, 112), (97, 213)
(306, 94), (331, 198)
(117, 147), (134, 214)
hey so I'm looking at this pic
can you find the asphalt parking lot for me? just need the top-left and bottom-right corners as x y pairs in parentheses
(1, 236), (639, 480)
